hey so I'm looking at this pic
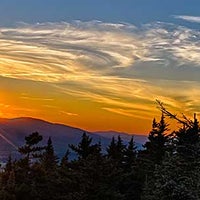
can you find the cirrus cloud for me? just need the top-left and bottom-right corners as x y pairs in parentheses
(174, 15), (200, 23)
(0, 20), (200, 120)
(0, 21), (199, 83)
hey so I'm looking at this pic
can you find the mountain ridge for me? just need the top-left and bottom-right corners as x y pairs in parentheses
(0, 117), (147, 162)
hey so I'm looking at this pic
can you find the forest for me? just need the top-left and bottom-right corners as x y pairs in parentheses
(0, 102), (200, 200)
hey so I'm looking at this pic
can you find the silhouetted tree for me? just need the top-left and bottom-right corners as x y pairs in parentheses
(41, 137), (58, 171)
(69, 132), (101, 160)
(144, 114), (169, 164)
(60, 149), (70, 168)
(107, 136), (125, 164)
(123, 136), (137, 170)
(18, 132), (45, 167)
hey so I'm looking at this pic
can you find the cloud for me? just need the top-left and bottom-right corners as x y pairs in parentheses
(102, 107), (153, 119)
(0, 21), (199, 84)
(174, 15), (200, 23)
(0, 21), (200, 119)
(20, 96), (54, 101)
(60, 111), (78, 116)
(0, 101), (37, 118)
(0, 21), (144, 83)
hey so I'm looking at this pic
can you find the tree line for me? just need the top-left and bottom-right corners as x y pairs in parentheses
(0, 103), (200, 200)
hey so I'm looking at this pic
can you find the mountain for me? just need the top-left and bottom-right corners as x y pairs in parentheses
(94, 131), (147, 149)
(0, 117), (97, 161)
(0, 117), (147, 162)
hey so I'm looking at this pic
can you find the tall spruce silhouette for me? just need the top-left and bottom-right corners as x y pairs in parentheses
(69, 132), (101, 159)
(144, 114), (169, 164)
(41, 137), (58, 171)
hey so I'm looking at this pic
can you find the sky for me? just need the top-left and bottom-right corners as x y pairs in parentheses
(0, 0), (199, 134)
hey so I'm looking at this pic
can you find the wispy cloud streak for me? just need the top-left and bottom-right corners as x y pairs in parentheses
(0, 21), (200, 119)
(174, 15), (200, 23)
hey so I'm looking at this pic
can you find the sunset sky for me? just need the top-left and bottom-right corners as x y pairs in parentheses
(0, 0), (200, 134)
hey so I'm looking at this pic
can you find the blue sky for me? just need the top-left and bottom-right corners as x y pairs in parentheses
(0, 0), (199, 26)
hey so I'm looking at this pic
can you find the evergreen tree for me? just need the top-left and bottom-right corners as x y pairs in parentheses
(41, 137), (58, 171)
(107, 136), (125, 162)
(175, 114), (200, 158)
(144, 114), (169, 164)
(142, 102), (200, 199)
(18, 132), (45, 166)
(123, 136), (137, 170)
(141, 114), (169, 200)
(146, 154), (200, 200)
(69, 132), (101, 160)
(60, 149), (70, 168)
(107, 137), (117, 158)
(14, 132), (45, 200)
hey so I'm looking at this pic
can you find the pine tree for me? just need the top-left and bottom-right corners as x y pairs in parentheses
(18, 132), (45, 166)
(69, 132), (101, 160)
(144, 114), (169, 164)
(106, 137), (117, 159)
(175, 114), (200, 158)
(141, 114), (169, 200)
(61, 149), (70, 168)
(67, 133), (105, 199)
(147, 154), (200, 200)
(12, 132), (46, 200)
(41, 137), (58, 171)
(107, 136), (125, 162)
(123, 136), (137, 170)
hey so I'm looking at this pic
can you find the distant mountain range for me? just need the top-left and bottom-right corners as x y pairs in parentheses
(94, 131), (147, 145)
(0, 117), (147, 162)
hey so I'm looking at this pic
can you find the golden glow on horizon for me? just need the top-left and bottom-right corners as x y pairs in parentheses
(0, 21), (200, 134)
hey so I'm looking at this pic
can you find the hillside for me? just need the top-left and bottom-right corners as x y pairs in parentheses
(0, 117), (147, 161)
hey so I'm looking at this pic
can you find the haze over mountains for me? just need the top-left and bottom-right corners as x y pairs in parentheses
(0, 117), (147, 162)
